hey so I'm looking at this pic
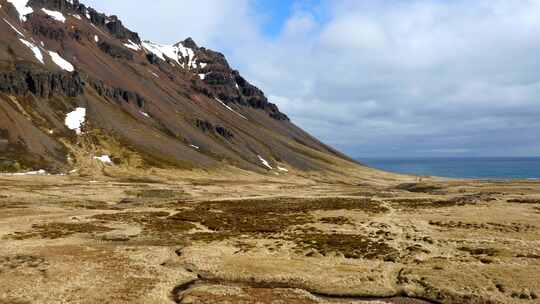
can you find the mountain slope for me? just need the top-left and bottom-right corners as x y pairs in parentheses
(0, 0), (357, 174)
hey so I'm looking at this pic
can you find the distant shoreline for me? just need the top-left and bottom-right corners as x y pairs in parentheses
(358, 157), (540, 179)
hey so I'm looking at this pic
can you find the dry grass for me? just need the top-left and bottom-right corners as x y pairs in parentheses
(290, 233), (398, 260)
(124, 189), (187, 199)
(171, 197), (385, 234)
(6, 222), (113, 240)
(429, 220), (536, 233)
(0, 174), (539, 303)
(390, 193), (496, 209)
(395, 183), (445, 194)
(92, 211), (196, 243)
(319, 216), (355, 225)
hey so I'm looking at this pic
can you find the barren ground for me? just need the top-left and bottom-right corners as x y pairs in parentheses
(0, 168), (538, 304)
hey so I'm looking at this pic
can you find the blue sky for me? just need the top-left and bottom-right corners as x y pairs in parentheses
(84, 0), (540, 158)
(253, 0), (295, 37)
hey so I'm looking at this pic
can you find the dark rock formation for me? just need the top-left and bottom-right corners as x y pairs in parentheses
(269, 111), (289, 121)
(215, 126), (234, 140)
(0, 66), (144, 108)
(195, 119), (234, 140)
(0, 64), (84, 98)
(70, 29), (83, 41)
(89, 79), (145, 108)
(146, 53), (160, 65)
(28, 0), (140, 43)
(86, 7), (106, 25)
(185, 39), (289, 121)
(29, 0), (77, 11)
(98, 41), (133, 60)
(31, 23), (66, 41)
(84, 9), (140, 43)
(104, 16), (141, 43)
(182, 37), (198, 49)
(0, 64), (145, 107)
(196, 119), (213, 133)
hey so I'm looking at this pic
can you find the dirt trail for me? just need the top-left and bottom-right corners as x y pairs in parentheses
(171, 277), (437, 304)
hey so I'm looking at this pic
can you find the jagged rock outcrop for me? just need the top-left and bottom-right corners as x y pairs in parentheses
(195, 119), (234, 140)
(98, 41), (134, 60)
(0, 65), (145, 107)
(184, 39), (289, 121)
(29, 0), (75, 11)
(28, 0), (140, 43)
(31, 23), (65, 40)
(215, 126), (234, 140)
(89, 79), (145, 108)
(0, 64), (84, 98)
(146, 53), (160, 65)
(140, 37), (288, 121)
(104, 15), (141, 43)
(195, 119), (213, 133)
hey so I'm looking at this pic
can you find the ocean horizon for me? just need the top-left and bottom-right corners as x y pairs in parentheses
(358, 157), (540, 179)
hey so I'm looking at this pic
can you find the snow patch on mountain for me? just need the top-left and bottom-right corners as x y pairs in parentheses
(19, 38), (43, 63)
(214, 98), (247, 120)
(65, 107), (86, 135)
(7, 0), (33, 22)
(124, 40), (141, 51)
(3, 18), (25, 36)
(141, 41), (198, 69)
(141, 41), (173, 61)
(258, 155), (273, 170)
(278, 166), (289, 172)
(41, 8), (66, 23)
(49, 51), (74, 72)
(176, 42), (197, 69)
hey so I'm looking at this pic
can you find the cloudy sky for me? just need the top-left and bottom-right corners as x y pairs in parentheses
(85, 0), (540, 158)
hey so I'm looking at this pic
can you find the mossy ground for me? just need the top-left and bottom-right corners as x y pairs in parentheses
(0, 174), (539, 303)
(6, 222), (114, 240)
(290, 233), (398, 260)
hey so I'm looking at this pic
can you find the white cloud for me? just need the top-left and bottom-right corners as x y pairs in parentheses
(282, 12), (318, 38)
(84, 0), (258, 46)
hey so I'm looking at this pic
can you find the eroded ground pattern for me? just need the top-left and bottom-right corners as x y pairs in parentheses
(0, 175), (539, 303)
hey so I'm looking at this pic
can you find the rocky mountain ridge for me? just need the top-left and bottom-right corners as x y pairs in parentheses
(0, 0), (355, 174)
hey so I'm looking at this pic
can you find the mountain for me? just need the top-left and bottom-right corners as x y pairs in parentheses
(0, 0), (356, 174)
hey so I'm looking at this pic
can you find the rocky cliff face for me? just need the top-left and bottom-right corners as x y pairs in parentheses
(0, 63), (84, 97)
(182, 38), (289, 121)
(0, 0), (354, 173)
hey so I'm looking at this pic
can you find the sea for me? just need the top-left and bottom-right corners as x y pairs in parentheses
(359, 157), (540, 180)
